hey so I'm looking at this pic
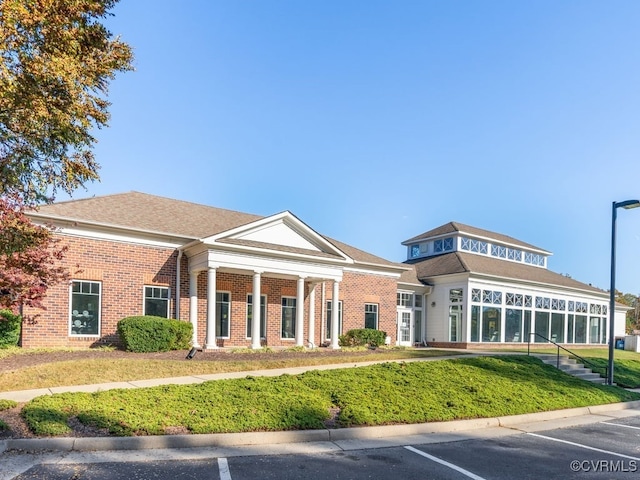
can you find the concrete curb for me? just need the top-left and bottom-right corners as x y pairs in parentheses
(2, 400), (640, 454)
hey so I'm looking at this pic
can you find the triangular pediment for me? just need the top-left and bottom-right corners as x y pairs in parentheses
(203, 211), (352, 261)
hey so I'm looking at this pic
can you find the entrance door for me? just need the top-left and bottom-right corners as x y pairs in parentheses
(397, 309), (412, 346)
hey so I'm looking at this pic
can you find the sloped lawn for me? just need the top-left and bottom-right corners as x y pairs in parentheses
(22, 356), (640, 436)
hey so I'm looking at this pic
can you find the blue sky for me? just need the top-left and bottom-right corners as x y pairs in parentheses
(73, 0), (640, 293)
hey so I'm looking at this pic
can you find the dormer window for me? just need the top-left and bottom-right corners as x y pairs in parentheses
(434, 237), (454, 253)
(410, 245), (420, 258)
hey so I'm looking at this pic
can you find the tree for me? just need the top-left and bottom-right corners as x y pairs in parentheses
(0, 196), (68, 311)
(0, 0), (133, 205)
(614, 291), (640, 333)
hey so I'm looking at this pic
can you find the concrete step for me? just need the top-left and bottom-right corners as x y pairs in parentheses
(532, 354), (606, 384)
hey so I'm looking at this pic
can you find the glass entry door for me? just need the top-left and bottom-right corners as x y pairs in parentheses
(397, 309), (412, 346)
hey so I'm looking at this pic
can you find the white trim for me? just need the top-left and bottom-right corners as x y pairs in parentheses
(216, 291), (232, 340)
(246, 293), (267, 340)
(206, 211), (353, 261)
(142, 285), (171, 318)
(48, 227), (184, 249)
(280, 296), (297, 341)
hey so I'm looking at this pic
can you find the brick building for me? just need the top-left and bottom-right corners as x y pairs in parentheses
(22, 192), (628, 350)
(23, 192), (407, 349)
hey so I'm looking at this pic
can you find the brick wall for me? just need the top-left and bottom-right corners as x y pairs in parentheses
(22, 235), (400, 349)
(22, 235), (178, 348)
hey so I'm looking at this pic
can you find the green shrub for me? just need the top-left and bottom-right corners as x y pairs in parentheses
(339, 328), (386, 347)
(0, 310), (21, 348)
(117, 316), (192, 353)
(0, 399), (17, 411)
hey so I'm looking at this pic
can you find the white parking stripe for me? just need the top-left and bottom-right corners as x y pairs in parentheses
(218, 457), (232, 480)
(527, 433), (640, 461)
(602, 422), (640, 431)
(404, 445), (487, 480)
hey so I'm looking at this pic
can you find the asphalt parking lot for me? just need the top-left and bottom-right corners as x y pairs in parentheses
(3, 411), (640, 480)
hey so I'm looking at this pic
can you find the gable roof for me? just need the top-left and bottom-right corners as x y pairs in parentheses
(30, 191), (261, 239)
(29, 192), (400, 269)
(403, 221), (549, 253)
(405, 251), (604, 294)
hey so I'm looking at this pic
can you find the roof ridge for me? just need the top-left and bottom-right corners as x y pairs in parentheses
(454, 251), (471, 272)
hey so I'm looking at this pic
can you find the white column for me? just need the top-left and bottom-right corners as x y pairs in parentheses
(331, 280), (340, 349)
(295, 276), (306, 346)
(189, 271), (200, 348)
(251, 271), (262, 349)
(308, 283), (316, 348)
(205, 267), (218, 349)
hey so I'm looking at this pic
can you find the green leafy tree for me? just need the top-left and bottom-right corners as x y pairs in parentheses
(0, 0), (133, 205)
(0, 0), (131, 316)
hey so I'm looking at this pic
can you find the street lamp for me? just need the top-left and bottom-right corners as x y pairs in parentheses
(608, 199), (640, 385)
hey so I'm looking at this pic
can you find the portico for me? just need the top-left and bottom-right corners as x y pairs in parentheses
(181, 211), (350, 350)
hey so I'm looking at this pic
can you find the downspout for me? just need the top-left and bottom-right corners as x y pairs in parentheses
(175, 250), (183, 320)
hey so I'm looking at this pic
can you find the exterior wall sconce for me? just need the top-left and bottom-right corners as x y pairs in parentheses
(431, 301), (436, 307)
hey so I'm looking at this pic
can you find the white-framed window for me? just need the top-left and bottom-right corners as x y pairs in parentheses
(217, 292), (231, 338)
(246, 294), (267, 339)
(364, 303), (378, 329)
(325, 300), (343, 340)
(70, 280), (101, 336)
(281, 297), (296, 339)
(143, 286), (170, 318)
(397, 292), (413, 307)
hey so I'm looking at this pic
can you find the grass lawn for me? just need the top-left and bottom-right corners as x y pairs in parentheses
(0, 347), (464, 392)
(20, 356), (640, 437)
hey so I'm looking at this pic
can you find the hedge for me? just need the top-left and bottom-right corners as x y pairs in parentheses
(0, 310), (21, 348)
(339, 328), (387, 347)
(117, 316), (192, 352)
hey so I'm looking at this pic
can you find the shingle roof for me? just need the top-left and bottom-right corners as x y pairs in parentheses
(31, 191), (261, 238)
(403, 221), (548, 253)
(31, 192), (401, 269)
(405, 251), (604, 294)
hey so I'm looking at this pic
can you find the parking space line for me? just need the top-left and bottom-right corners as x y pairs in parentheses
(527, 433), (640, 461)
(602, 422), (640, 431)
(404, 446), (487, 480)
(218, 457), (231, 480)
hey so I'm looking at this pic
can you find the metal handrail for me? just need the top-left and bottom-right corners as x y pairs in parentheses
(527, 332), (608, 380)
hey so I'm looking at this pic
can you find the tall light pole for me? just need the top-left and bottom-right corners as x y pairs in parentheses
(608, 199), (640, 385)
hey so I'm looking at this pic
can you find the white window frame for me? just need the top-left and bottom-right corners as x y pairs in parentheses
(365, 303), (379, 330)
(281, 296), (297, 340)
(143, 285), (170, 318)
(246, 294), (267, 339)
(216, 291), (231, 339)
(325, 300), (343, 340)
(69, 280), (101, 337)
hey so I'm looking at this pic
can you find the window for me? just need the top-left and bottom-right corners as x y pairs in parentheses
(505, 308), (523, 342)
(325, 300), (343, 340)
(434, 237), (454, 253)
(144, 286), (169, 318)
(482, 306), (501, 342)
(281, 297), (296, 339)
(471, 305), (480, 342)
(414, 294), (422, 308)
(246, 294), (266, 338)
(449, 289), (463, 342)
(70, 280), (100, 336)
(397, 292), (413, 307)
(410, 245), (420, 258)
(364, 303), (378, 329)
(216, 292), (230, 338)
